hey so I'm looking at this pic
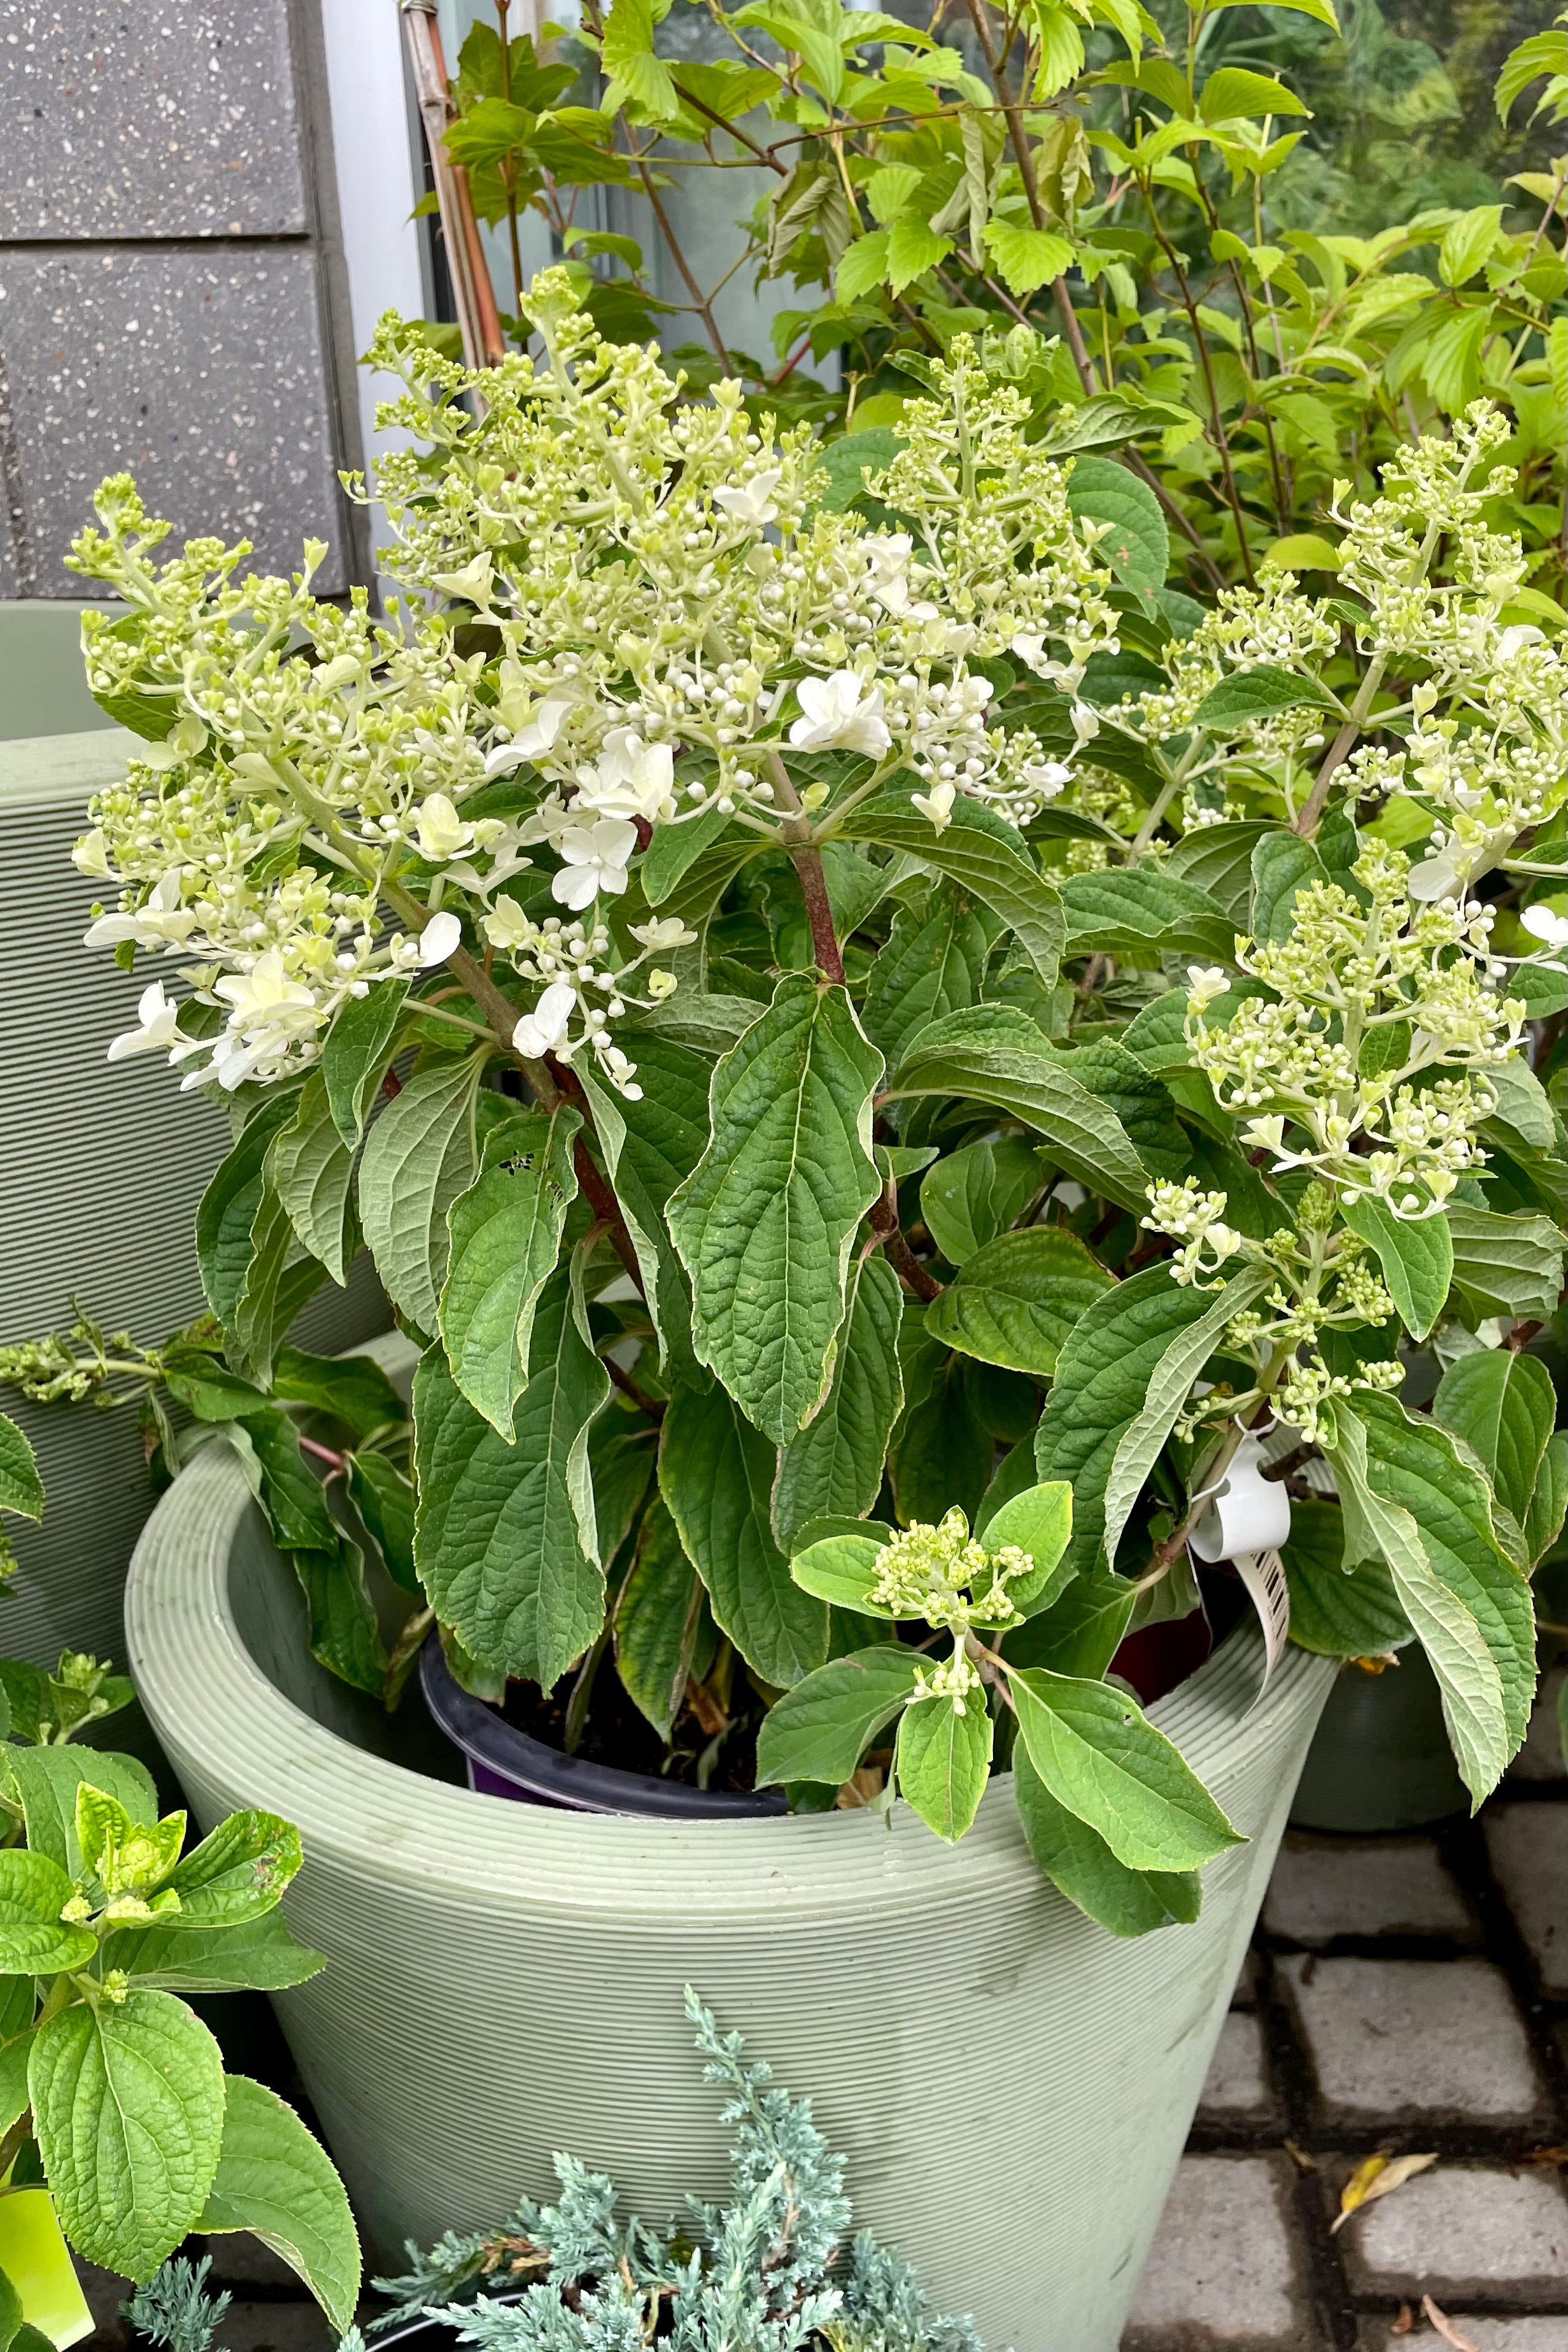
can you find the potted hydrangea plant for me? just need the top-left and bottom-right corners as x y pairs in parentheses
(61, 280), (1561, 2350)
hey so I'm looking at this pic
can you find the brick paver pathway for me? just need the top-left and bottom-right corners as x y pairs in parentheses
(76, 1671), (1568, 2352)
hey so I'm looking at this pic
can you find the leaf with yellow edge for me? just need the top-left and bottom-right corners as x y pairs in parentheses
(1330, 2150), (1437, 2233)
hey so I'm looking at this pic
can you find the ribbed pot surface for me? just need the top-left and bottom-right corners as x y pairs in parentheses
(127, 1445), (1333, 2351)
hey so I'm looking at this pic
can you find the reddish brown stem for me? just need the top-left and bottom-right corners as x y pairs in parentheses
(790, 843), (845, 982)
(572, 1135), (647, 1298)
(870, 1191), (943, 1300)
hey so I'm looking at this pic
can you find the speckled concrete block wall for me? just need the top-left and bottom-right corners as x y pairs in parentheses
(0, 0), (365, 597)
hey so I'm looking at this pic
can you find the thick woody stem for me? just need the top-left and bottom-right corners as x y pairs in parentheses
(870, 1190), (943, 1301)
(763, 749), (845, 982)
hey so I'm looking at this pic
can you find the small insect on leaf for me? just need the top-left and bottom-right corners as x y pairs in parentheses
(1330, 2150), (1437, 2232)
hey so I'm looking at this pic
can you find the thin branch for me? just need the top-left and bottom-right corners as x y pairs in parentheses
(637, 160), (733, 369)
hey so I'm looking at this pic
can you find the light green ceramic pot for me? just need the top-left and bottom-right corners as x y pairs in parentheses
(0, 604), (385, 1669)
(126, 1445), (1334, 2352)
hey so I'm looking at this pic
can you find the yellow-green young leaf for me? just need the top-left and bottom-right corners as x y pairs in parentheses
(102, 1910), (327, 1997)
(977, 1480), (1073, 1612)
(1262, 532), (1343, 572)
(1207, 0), (1338, 25)
(413, 1265), (611, 1689)
(1339, 1197), (1453, 1342)
(0, 1851), (97, 1977)
(168, 1811), (302, 1929)
(983, 218), (1075, 295)
(925, 1227), (1115, 1377)
(865, 164), (924, 224)
(1006, 1666), (1243, 1870)
(667, 976), (883, 1449)
(614, 1499), (715, 1743)
(756, 1647), (922, 1786)
(773, 1254), (903, 1550)
(439, 1107), (581, 1439)
(600, 0), (679, 119)
(660, 1380), (829, 1687)
(198, 2074), (361, 2334)
(1438, 204), (1504, 287)
(358, 1048), (492, 1336)
(1031, 3), (1085, 99)
(1197, 66), (1310, 122)
(886, 218), (953, 294)
(1495, 27), (1568, 122)
(1434, 1350), (1555, 1529)
(837, 230), (892, 302)
(3, 1748), (158, 1876)
(0, 1417), (43, 1524)
(896, 1692), (992, 1840)
(1013, 1741), (1201, 1936)
(789, 1530), (893, 1612)
(30, 1991), (226, 2279)
(1419, 307), (1489, 413)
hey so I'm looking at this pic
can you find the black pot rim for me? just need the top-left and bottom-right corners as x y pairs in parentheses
(419, 1634), (789, 1819)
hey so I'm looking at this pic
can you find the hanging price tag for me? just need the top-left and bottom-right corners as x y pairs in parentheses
(1233, 1545), (1291, 1700)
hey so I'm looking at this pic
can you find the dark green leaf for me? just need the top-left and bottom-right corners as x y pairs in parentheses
(1446, 1206), (1566, 1321)
(1061, 868), (1234, 963)
(773, 1254), (903, 1550)
(439, 1106), (581, 1438)
(835, 794), (1064, 988)
(612, 1499), (714, 1741)
(321, 979), (409, 1147)
(0, 1417), (43, 1524)
(861, 883), (998, 1070)
(1013, 1742), (1200, 1936)
(919, 1134), (1043, 1265)
(358, 1048), (491, 1335)
(1340, 1198), (1453, 1341)
(1281, 1496), (1409, 1655)
(660, 1379), (829, 1687)
(1192, 664), (1337, 730)
(755, 1647), (921, 1785)
(1007, 1666), (1243, 1869)
(1064, 457), (1168, 600)
(197, 2075), (360, 2332)
(1433, 1349), (1555, 1526)
(925, 1226), (1113, 1375)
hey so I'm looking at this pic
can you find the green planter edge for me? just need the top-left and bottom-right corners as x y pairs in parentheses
(125, 1442), (1334, 2352)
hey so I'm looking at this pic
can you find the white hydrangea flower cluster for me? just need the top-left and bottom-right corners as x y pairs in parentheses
(1186, 841), (1525, 1219)
(1129, 574), (1341, 741)
(868, 1507), (1035, 1711)
(69, 273), (1122, 1097)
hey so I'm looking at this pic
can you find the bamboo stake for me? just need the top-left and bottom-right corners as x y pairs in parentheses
(400, 0), (507, 370)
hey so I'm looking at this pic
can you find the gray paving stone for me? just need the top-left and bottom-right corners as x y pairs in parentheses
(1280, 1955), (1548, 2127)
(1338, 2164), (1568, 2304)
(1262, 1833), (1475, 1944)
(1121, 2155), (1317, 2349)
(1509, 1666), (1567, 1783)
(1486, 1804), (1568, 1995)
(0, 1), (306, 239)
(0, 246), (349, 594)
(1197, 2010), (1276, 2125)
(1358, 2320), (1568, 2352)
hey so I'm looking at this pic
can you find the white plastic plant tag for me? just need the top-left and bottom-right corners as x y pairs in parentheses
(1189, 1433), (1292, 1564)
(1233, 1545), (1291, 1697)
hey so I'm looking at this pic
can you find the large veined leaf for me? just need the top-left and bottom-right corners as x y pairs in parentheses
(195, 1091), (302, 1326)
(924, 1226), (1114, 1376)
(1101, 1265), (1273, 1564)
(1056, 1039), (1192, 1181)
(1035, 1267), (1245, 1580)
(896, 1692), (992, 1842)
(999, 1566), (1139, 1678)
(414, 1264), (611, 1688)
(1061, 868), (1235, 964)
(197, 2074), (360, 2333)
(104, 1910), (326, 1997)
(773, 1254), (903, 1550)
(0, 1417), (42, 1524)
(1006, 1666), (1243, 1871)
(439, 1107), (582, 1438)
(1279, 1497), (1410, 1656)
(1340, 1197), (1453, 1341)
(1525, 1433), (1567, 1571)
(577, 1035), (712, 1380)
(1249, 831), (1329, 944)
(30, 1992), (225, 2279)
(1012, 1743), (1201, 1937)
(3, 1747), (157, 1876)
(833, 793), (1065, 987)
(358, 1049), (491, 1335)
(1446, 1205), (1566, 1321)
(861, 882), (999, 1068)
(660, 1379), (830, 1687)
(225, 1175), (327, 1392)
(1192, 662), (1338, 730)
(755, 1647), (921, 1787)
(1163, 821), (1281, 926)
(1433, 1349), (1555, 1528)
(667, 975), (883, 1447)
(613, 1499), (716, 1741)
(0, 1850), (96, 1975)
(919, 1133), (1043, 1266)
(320, 977), (409, 1147)
(1064, 457), (1168, 602)
(1334, 1399), (1535, 1803)
(1121, 979), (1264, 1073)
(887, 1010), (1150, 1212)
(267, 1070), (357, 1286)
(888, 1352), (995, 1527)
(166, 1811), (300, 1929)
(230, 1411), (386, 1696)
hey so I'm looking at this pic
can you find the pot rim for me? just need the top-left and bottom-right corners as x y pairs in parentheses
(126, 1442), (1332, 1918)
(418, 1632), (789, 1820)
